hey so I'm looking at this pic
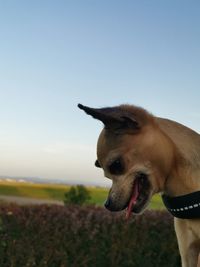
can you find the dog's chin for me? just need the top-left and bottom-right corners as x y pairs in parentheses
(125, 172), (152, 215)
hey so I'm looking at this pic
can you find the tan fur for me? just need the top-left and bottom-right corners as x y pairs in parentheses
(96, 105), (200, 267)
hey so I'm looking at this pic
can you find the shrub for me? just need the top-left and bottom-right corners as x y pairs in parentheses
(0, 204), (180, 267)
(64, 184), (91, 205)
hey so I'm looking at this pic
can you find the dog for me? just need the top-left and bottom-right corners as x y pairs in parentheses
(78, 103), (200, 267)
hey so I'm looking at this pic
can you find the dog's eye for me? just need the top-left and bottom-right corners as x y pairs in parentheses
(108, 158), (124, 175)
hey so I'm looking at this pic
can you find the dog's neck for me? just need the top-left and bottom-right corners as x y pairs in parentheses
(163, 155), (200, 197)
(157, 117), (200, 197)
(162, 159), (200, 219)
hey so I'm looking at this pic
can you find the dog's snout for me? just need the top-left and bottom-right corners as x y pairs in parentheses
(104, 198), (111, 210)
(104, 197), (122, 212)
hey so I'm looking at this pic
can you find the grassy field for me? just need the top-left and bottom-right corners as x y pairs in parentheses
(0, 180), (164, 209)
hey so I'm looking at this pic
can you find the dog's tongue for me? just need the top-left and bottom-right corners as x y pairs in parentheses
(126, 179), (139, 220)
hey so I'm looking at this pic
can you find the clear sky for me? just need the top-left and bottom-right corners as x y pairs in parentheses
(0, 1), (200, 186)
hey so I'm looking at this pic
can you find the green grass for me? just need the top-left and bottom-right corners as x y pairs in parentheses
(0, 181), (164, 209)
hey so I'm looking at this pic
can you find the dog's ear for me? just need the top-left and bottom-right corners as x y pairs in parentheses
(78, 103), (148, 134)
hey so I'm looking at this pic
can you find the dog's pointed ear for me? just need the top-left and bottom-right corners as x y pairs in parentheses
(78, 103), (115, 125)
(78, 103), (141, 133)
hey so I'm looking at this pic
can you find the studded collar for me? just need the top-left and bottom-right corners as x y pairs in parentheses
(162, 191), (200, 219)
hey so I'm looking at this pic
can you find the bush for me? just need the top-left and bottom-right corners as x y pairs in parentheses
(64, 184), (91, 205)
(0, 204), (180, 267)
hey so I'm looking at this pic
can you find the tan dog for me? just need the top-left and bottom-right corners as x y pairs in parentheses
(78, 103), (200, 267)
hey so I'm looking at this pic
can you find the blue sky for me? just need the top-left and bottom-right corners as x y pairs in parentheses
(0, 1), (200, 186)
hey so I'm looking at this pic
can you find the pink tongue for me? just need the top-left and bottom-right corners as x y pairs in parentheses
(126, 179), (139, 220)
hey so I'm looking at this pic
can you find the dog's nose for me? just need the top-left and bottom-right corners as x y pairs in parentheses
(104, 197), (126, 212)
(104, 198), (119, 211)
(104, 198), (111, 210)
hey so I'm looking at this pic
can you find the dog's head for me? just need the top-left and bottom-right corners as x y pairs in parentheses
(78, 104), (175, 217)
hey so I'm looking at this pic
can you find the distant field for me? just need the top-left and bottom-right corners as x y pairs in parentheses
(0, 181), (164, 209)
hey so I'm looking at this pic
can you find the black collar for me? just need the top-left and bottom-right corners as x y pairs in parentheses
(162, 191), (200, 219)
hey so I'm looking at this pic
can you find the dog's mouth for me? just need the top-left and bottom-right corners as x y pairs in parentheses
(126, 172), (152, 219)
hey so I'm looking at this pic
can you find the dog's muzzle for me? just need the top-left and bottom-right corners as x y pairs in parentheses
(104, 198), (115, 211)
(104, 197), (124, 212)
